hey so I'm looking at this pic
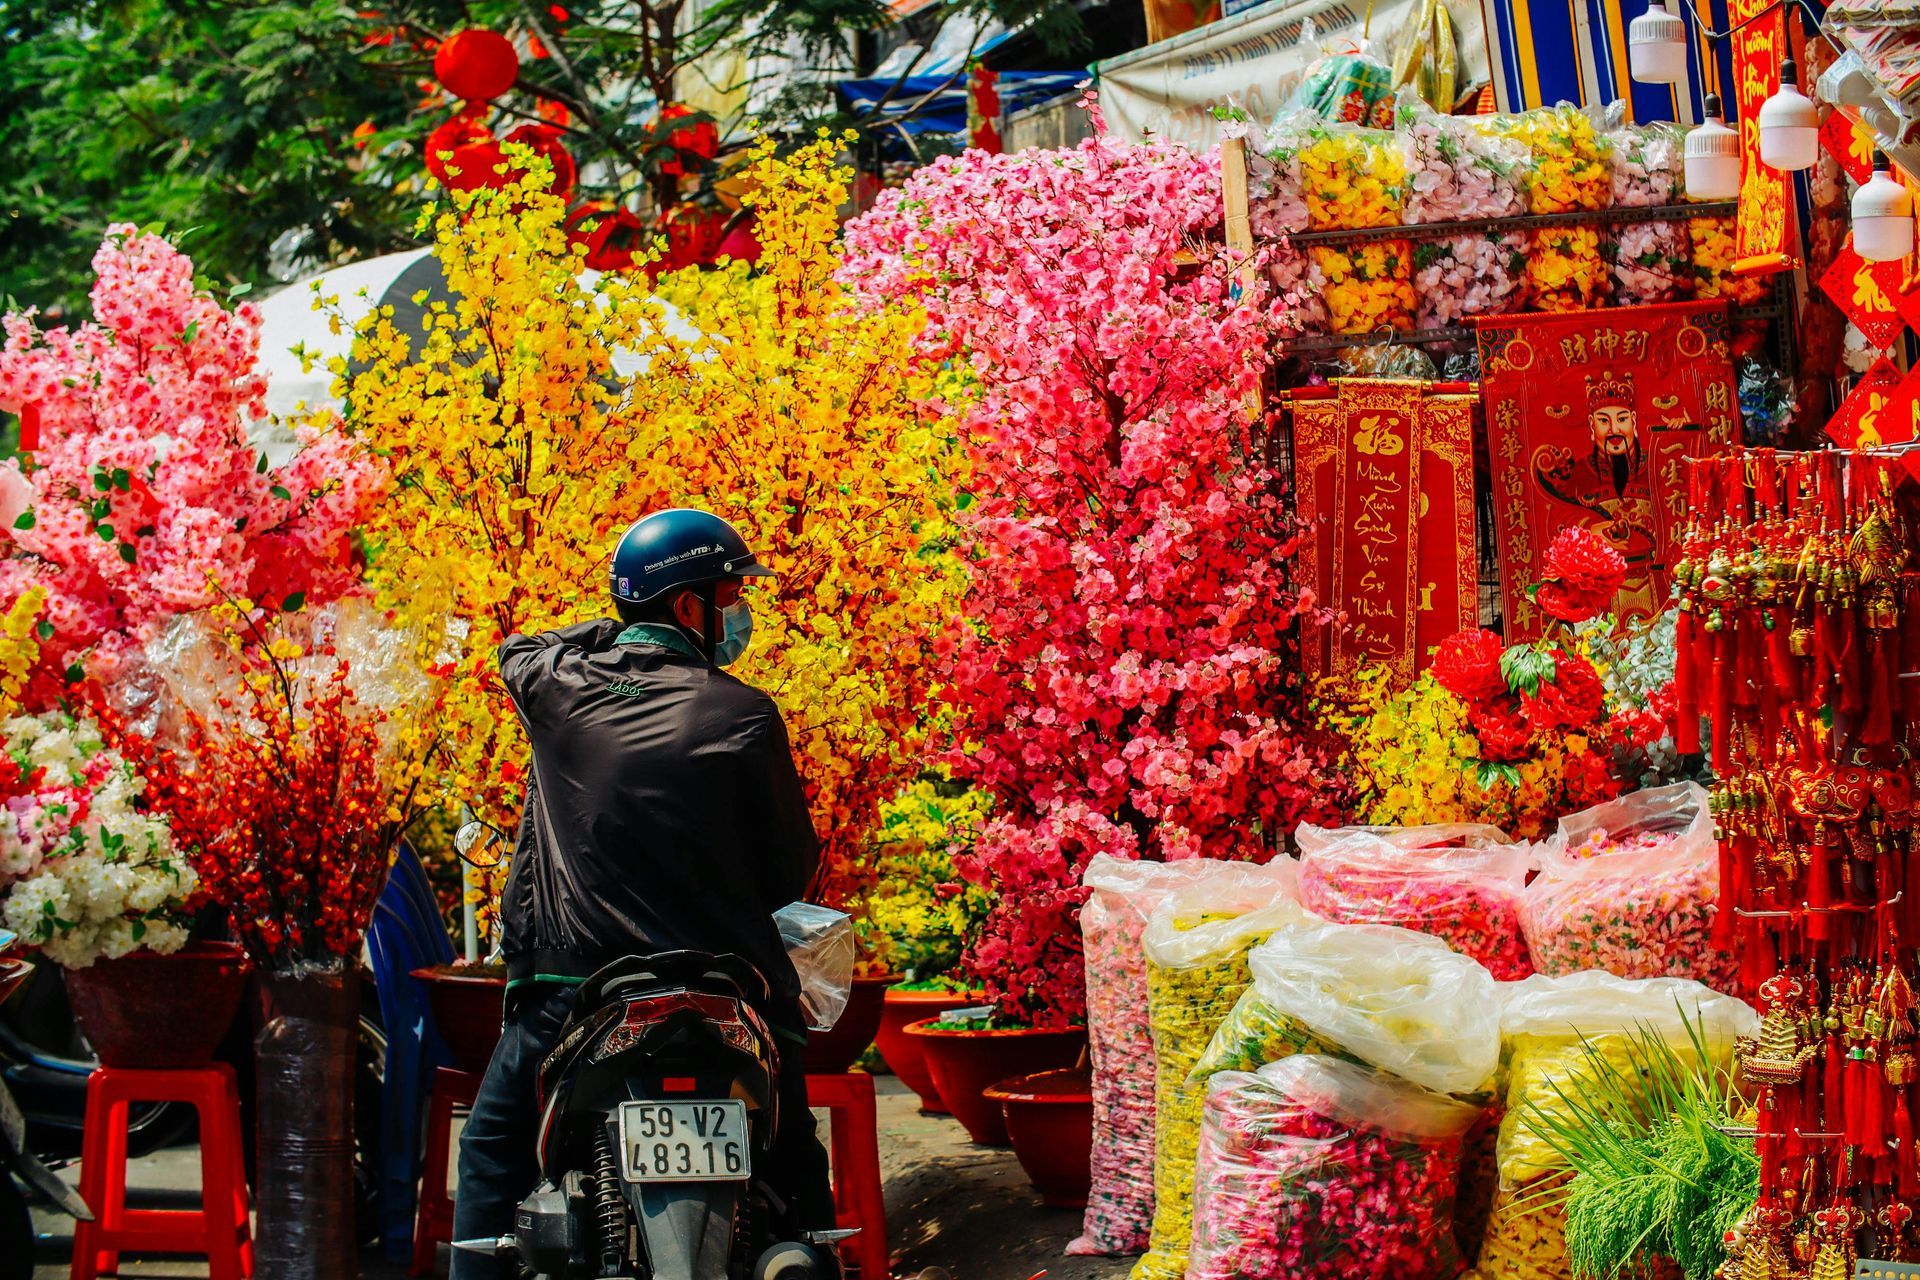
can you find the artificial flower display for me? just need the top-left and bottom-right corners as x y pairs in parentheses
(1493, 106), (1613, 311)
(1689, 214), (1769, 304)
(860, 775), (992, 981)
(0, 708), (194, 968)
(1402, 101), (1528, 326)
(1608, 121), (1689, 304)
(0, 227), (381, 711)
(846, 96), (1348, 1027)
(1295, 121), (1414, 332)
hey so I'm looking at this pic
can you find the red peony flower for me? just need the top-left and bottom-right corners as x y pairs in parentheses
(1520, 651), (1606, 732)
(1469, 695), (1534, 762)
(1536, 524), (1627, 623)
(1432, 628), (1510, 703)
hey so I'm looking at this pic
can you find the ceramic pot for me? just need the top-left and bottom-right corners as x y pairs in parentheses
(65, 941), (251, 1069)
(904, 1019), (1086, 1146)
(985, 1069), (1094, 1207)
(413, 965), (507, 1074)
(801, 975), (894, 1075)
(874, 988), (983, 1114)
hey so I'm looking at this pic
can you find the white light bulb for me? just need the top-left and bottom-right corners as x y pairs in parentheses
(1686, 95), (1742, 201)
(1855, 152), (1915, 263)
(1629, 1), (1688, 85)
(1758, 60), (1819, 172)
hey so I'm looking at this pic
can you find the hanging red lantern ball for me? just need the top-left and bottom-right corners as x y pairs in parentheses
(647, 202), (728, 279)
(424, 107), (493, 183)
(444, 136), (510, 193)
(713, 214), (761, 266)
(566, 204), (647, 272)
(651, 103), (719, 177)
(435, 29), (519, 102)
(505, 124), (577, 199)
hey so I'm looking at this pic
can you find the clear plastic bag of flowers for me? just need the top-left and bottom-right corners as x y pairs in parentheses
(1605, 107), (1689, 303)
(1291, 113), (1409, 231)
(1333, 341), (1437, 380)
(1132, 863), (1309, 1280)
(1071, 855), (1229, 1257)
(1187, 1055), (1483, 1280)
(1399, 91), (1527, 224)
(1486, 104), (1614, 311)
(1248, 133), (1308, 240)
(1266, 244), (1329, 336)
(1312, 240), (1416, 334)
(1291, 26), (1398, 128)
(1518, 781), (1734, 989)
(1295, 822), (1536, 979)
(1194, 919), (1502, 1095)
(1413, 233), (1527, 327)
(773, 902), (854, 1033)
(1473, 972), (1756, 1280)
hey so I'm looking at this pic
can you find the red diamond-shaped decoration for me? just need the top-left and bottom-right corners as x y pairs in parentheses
(1821, 236), (1910, 350)
(1823, 112), (1876, 186)
(1827, 358), (1911, 448)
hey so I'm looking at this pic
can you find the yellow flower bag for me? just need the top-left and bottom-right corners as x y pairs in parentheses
(1130, 866), (1309, 1280)
(1485, 105), (1614, 312)
(1472, 973), (1757, 1280)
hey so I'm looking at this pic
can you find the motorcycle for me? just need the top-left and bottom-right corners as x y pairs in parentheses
(0, 930), (93, 1280)
(459, 949), (853, 1280)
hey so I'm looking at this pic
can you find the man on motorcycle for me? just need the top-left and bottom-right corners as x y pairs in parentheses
(452, 508), (835, 1280)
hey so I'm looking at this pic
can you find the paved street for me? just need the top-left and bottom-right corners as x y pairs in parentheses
(30, 1075), (1130, 1280)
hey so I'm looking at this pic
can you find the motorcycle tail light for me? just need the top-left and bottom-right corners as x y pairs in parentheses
(591, 991), (759, 1063)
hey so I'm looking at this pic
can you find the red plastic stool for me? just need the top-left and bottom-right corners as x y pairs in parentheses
(71, 1064), (252, 1280)
(806, 1073), (889, 1280)
(412, 1066), (482, 1277)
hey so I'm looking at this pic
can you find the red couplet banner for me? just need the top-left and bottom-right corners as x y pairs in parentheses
(1294, 380), (1478, 684)
(1730, 0), (1795, 274)
(1474, 301), (1740, 640)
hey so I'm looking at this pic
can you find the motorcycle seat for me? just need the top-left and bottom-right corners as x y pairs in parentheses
(574, 951), (772, 1015)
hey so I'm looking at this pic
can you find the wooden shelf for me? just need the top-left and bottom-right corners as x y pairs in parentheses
(1267, 200), (1740, 250)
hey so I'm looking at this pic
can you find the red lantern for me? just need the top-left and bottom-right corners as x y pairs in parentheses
(505, 124), (577, 198)
(443, 137), (509, 192)
(713, 215), (761, 266)
(566, 204), (647, 272)
(652, 103), (719, 177)
(647, 203), (727, 278)
(424, 108), (492, 183)
(435, 29), (519, 102)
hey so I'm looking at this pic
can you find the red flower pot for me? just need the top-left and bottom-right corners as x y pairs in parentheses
(413, 965), (507, 1074)
(984, 1068), (1093, 1207)
(801, 975), (893, 1075)
(874, 989), (983, 1114)
(66, 941), (251, 1069)
(904, 1019), (1087, 1147)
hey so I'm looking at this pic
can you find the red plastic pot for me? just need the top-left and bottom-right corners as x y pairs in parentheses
(904, 1019), (1087, 1147)
(874, 988), (983, 1114)
(801, 975), (894, 1075)
(66, 941), (251, 1069)
(985, 1069), (1093, 1207)
(413, 965), (507, 1074)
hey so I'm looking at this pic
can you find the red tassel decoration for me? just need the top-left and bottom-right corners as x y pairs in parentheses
(1866, 636), (1897, 746)
(1809, 841), (1834, 943)
(1902, 1089), (1920, 1200)
(1865, 1064), (1889, 1159)
(1828, 1032), (1848, 1138)
(1674, 606), (1701, 755)
(1710, 630), (1732, 775)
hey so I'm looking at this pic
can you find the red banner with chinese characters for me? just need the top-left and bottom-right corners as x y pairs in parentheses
(1294, 380), (1478, 684)
(1730, 0), (1796, 274)
(1475, 302), (1739, 640)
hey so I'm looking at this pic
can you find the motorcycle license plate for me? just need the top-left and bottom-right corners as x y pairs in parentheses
(618, 1100), (751, 1183)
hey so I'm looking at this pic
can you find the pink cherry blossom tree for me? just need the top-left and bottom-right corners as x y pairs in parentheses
(0, 227), (382, 703)
(844, 109), (1351, 1026)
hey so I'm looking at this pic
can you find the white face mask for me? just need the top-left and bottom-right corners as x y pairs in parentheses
(713, 599), (753, 667)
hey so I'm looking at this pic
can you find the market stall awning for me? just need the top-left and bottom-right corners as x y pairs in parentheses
(838, 70), (1087, 149)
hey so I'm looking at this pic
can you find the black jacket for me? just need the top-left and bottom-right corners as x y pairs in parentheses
(496, 619), (820, 1023)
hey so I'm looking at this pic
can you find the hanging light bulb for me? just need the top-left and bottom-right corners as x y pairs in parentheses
(1758, 58), (1819, 171)
(1854, 150), (1915, 262)
(1628, 1), (1688, 84)
(1686, 94), (1742, 200)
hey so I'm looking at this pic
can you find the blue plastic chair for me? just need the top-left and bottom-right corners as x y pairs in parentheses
(367, 842), (457, 1261)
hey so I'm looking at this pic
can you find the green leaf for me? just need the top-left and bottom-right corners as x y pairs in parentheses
(134, 525), (155, 537)
(34, 621), (53, 641)
(270, 484), (292, 501)
(12, 510), (33, 531)
(233, 516), (249, 532)
(179, 320), (200, 345)
(130, 919), (147, 942)
(92, 472), (112, 491)
(228, 282), (254, 301)
(281, 592), (305, 612)
(64, 663), (84, 684)
(1500, 645), (1557, 697)
(112, 468), (131, 491)
(95, 523), (114, 541)
(118, 542), (137, 564)
(256, 452), (269, 474)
